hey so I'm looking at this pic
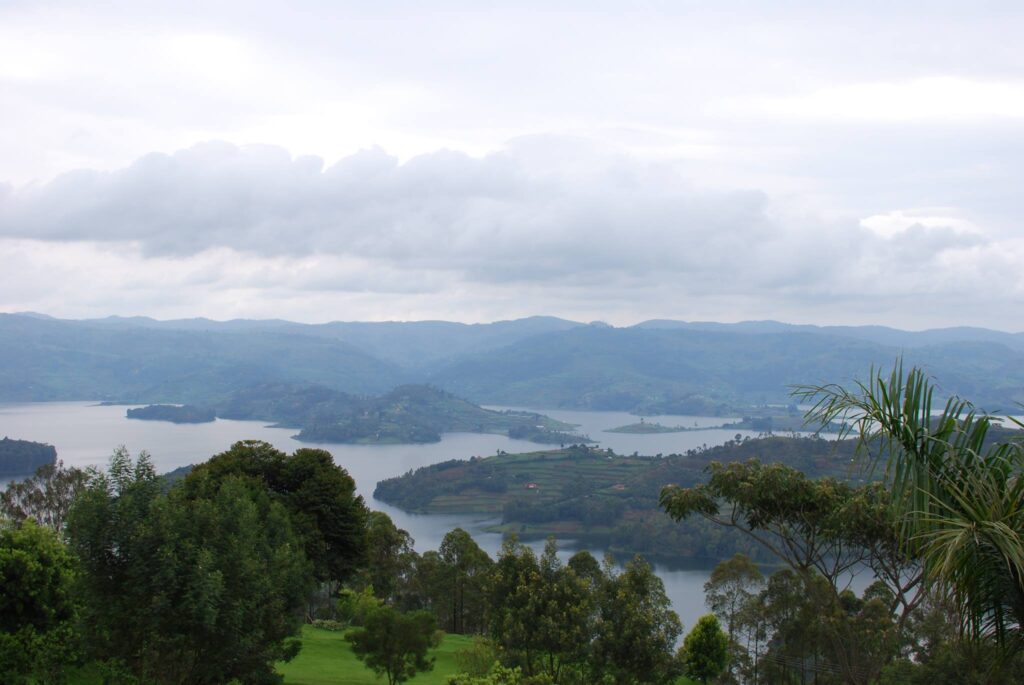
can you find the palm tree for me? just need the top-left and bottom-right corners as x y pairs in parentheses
(796, 363), (1024, 647)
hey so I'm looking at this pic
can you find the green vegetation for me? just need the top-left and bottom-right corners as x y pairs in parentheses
(67, 448), (315, 684)
(8, 362), (1024, 683)
(294, 385), (576, 445)
(126, 403), (216, 423)
(347, 606), (441, 685)
(218, 383), (578, 445)
(800, 364), (1024, 646)
(679, 615), (729, 683)
(606, 422), (690, 434)
(376, 438), (859, 561)
(0, 437), (56, 477)
(276, 626), (472, 685)
(0, 520), (79, 684)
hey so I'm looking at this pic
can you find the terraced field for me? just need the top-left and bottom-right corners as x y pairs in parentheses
(374, 446), (657, 515)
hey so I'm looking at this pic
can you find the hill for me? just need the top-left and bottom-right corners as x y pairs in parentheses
(428, 326), (1024, 410)
(5, 312), (1024, 413)
(0, 313), (407, 403)
(0, 437), (57, 477)
(292, 384), (579, 444)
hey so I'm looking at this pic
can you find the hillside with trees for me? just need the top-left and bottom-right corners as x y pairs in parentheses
(0, 437), (57, 477)
(376, 437), (861, 561)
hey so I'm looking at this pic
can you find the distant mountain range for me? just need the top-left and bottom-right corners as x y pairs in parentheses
(3, 312), (1023, 412)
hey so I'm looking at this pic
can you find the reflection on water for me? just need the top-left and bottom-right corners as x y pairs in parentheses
(0, 401), (763, 630)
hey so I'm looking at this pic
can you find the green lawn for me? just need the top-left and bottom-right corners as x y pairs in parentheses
(277, 626), (474, 685)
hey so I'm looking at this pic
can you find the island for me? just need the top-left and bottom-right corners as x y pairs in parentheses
(605, 421), (691, 434)
(374, 436), (860, 561)
(126, 404), (216, 424)
(0, 437), (57, 478)
(119, 383), (585, 445)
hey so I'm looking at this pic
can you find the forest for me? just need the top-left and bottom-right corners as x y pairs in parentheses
(3, 367), (1024, 684)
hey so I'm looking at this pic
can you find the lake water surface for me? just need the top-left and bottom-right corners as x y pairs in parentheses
(0, 401), (770, 631)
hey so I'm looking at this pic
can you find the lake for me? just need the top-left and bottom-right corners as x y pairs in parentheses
(0, 401), (772, 631)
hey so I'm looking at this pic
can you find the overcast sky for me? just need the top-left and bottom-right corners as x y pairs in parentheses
(2, 1), (1023, 328)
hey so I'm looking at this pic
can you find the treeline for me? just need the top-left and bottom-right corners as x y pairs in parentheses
(343, 521), (686, 684)
(1, 441), (368, 684)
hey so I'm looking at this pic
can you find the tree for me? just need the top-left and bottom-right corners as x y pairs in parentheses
(0, 520), (80, 684)
(660, 460), (924, 631)
(359, 511), (418, 605)
(704, 553), (764, 646)
(68, 447), (314, 684)
(439, 528), (493, 635)
(1, 460), (89, 532)
(186, 440), (369, 584)
(592, 556), (682, 684)
(798, 364), (1024, 647)
(346, 605), (441, 685)
(681, 614), (729, 684)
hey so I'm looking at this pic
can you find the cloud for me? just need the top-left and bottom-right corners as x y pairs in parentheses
(1, 138), (1020, 330)
(0, 139), (831, 283)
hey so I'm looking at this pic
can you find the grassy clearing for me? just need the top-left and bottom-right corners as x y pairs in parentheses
(68, 626), (701, 685)
(276, 626), (474, 685)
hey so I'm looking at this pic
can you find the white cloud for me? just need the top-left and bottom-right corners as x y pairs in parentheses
(0, 139), (1020, 328)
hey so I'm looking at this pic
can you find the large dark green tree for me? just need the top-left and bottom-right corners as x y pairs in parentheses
(68, 447), (313, 684)
(185, 440), (369, 584)
(0, 519), (80, 684)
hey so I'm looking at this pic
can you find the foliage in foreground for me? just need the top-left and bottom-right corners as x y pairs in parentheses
(679, 614), (728, 683)
(0, 520), (79, 684)
(799, 364), (1024, 646)
(68, 447), (314, 684)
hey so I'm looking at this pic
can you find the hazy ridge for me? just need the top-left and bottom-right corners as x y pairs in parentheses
(4, 312), (1024, 412)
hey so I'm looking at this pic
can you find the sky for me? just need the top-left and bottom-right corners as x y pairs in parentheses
(1, 1), (1023, 329)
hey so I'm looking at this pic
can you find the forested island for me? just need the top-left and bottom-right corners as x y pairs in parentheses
(288, 385), (580, 444)
(114, 381), (584, 445)
(0, 437), (57, 477)
(374, 436), (860, 561)
(606, 421), (691, 434)
(126, 404), (216, 423)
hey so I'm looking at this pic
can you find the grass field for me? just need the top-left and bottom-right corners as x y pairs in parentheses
(276, 626), (474, 685)
(69, 625), (700, 684)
